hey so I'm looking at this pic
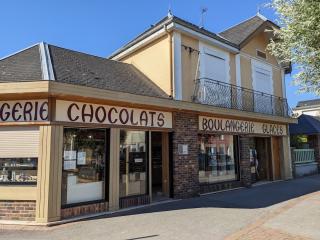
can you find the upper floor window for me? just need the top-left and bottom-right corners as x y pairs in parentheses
(199, 43), (230, 83)
(197, 43), (231, 107)
(256, 50), (267, 60)
(251, 60), (274, 114)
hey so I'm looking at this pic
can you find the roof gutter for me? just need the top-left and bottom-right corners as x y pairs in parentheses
(172, 23), (239, 54)
(110, 22), (174, 61)
(110, 20), (239, 61)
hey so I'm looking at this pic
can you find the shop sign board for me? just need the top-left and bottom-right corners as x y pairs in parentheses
(55, 100), (172, 129)
(0, 100), (48, 123)
(199, 116), (287, 136)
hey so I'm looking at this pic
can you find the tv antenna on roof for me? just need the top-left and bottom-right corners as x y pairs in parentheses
(168, 0), (173, 18)
(257, 4), (261, 14)
(200, 7), (208, 29)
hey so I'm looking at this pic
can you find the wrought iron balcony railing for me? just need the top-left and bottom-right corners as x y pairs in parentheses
(193, 78), (292, 117)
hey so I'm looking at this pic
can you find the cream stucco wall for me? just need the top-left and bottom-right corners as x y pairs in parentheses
(229, 53), (237, 86)
(181, 34), (199, 101)
(180, 34), (237, 101)
(116, 29), (285, 101)
(241, 32), (279, 66)
(121, 34), (172, 96)
(240, 56), (253, 89)
(241, 31), (284, 98)
(273, 68), (283, 97)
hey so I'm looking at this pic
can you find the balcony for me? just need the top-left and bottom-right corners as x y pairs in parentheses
(193, 78), (292, 118)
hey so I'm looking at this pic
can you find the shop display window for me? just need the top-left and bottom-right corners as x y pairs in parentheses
(62, 128), (107, 206)
(198, 134), (238, 183)
(119, 130), (148, 198)
(0, 158), (37, 184)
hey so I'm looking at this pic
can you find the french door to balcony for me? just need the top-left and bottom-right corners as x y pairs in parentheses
(252, 61), (273, 115)
(200, 46), (231, 108)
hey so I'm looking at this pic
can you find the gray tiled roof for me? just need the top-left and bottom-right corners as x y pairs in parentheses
(109, 14), (279, 59)
(48, 45), (168, 98)
(109, 15), (239, 59)
(289, 114), (320, 135)
(296, 99), (320, 108)
(219, 16), (265, 46)
(0, 43), (168, 98)
(0, 45), (42, 81)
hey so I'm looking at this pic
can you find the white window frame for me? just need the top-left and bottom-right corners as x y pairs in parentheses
(172, 32), (182, 100)
(256, 49), (267, 61)
(251, 59), (273, 95)
(199, 42), (230, 83)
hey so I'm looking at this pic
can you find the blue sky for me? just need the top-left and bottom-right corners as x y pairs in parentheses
(0, 0), (317, 107)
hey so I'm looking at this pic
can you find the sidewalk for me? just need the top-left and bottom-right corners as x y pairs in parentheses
(1, 175), (320, 240)
(226, 190), (319, 240)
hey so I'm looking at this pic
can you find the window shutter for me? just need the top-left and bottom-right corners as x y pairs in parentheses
(254, 67), (272, 94)
(0, 127), (39, 158)
(203, 53), (227, 83)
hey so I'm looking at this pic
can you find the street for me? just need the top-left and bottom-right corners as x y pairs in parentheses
(1, 175), (320, 240)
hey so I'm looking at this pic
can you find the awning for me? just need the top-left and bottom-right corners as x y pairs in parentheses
(289, 114), (320, 135)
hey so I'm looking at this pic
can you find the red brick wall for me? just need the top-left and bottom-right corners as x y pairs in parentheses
(200, 181), (242, 193)
(0, 201), (36, 221)
(172, 112), (199, 198)
(119, 195), (150, 209)
(61, 202), (108, 219)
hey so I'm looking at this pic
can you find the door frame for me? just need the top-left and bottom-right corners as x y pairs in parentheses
(149, 131), (171, 201)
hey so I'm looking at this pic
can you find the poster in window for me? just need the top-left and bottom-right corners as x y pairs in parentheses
(64, 160), (76, 170)
(64, 151), (77, 161)
(77, 152), (86, 165)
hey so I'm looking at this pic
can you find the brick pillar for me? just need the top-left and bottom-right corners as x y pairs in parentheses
(239, 136), (254, 187)
(172, 112), (199, 198)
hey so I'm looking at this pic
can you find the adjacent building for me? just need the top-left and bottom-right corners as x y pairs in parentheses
(290, 100), (320, 176)
(293, 99), (320, 117)
(0, 13), (295, 223)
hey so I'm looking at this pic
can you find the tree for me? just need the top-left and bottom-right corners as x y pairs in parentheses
(267, 0), (320, 94)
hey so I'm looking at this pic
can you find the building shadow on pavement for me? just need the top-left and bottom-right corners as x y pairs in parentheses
(89, 175), (320, 221)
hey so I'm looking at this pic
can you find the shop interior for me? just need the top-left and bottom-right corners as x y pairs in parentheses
(151, 132), (170, 201)
(251, 137), (274, 182)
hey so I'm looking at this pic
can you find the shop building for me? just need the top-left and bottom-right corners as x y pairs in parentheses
(0, 14), (296, 224)
(292, 99), (320, 117)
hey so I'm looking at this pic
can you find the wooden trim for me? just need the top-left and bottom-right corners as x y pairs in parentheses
(48, 97), (56, 122)
(36, 125), (63, 223)
(162, 132), (170, 197)
(55, 121), (174, 131)
(48, 82), (295, 124)
(148, 132), (152, 202)
(0, 121), (51, 126)
(108, 128), (120, 211)
(271, 136), (282, 180)
(0, 81), (49, 95)
(0, 186), (37, 200)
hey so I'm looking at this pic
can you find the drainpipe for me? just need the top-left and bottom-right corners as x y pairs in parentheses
(165, 25), (174, 98)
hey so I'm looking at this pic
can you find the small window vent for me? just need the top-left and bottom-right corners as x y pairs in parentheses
(257, 50), (267, 59)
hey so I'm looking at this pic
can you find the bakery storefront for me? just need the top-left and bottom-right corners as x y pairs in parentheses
(198, 115), (289, 192)
(0, 97), (173, 222)
(57, 100), (173, 213)
(0, 93), (293, 224)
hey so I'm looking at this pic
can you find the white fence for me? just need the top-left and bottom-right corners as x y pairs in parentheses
(293, 149), (315, 164)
